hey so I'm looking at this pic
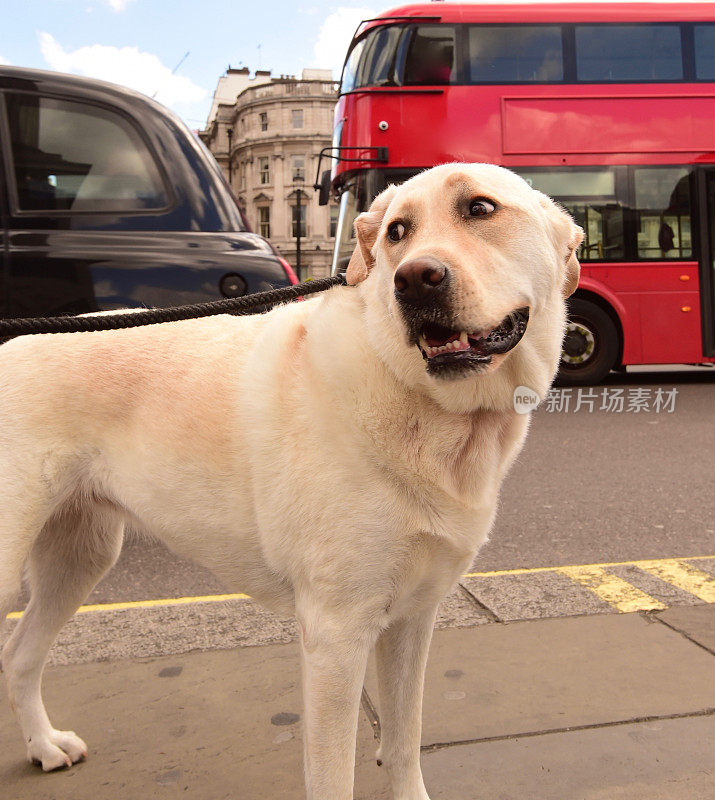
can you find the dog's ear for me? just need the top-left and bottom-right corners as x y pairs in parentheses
(562, 225), (584, 298)
(346, 184), (399, 285)
(536, 193), (584, 298)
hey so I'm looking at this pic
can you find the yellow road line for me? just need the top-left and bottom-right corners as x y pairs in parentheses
(6, 555), (713, 619)
(636, 559), (715, 603)
(5, 592), (251, 620)
(463, 554), (715, 579)
(558, 566), (667, 613)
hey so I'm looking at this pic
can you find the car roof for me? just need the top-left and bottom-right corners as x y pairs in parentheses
(0, 65), (179, 122)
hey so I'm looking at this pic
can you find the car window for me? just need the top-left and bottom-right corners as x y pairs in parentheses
(4, 92), (169, 213)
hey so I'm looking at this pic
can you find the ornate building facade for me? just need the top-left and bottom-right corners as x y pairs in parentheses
(201, 67), (338, 280)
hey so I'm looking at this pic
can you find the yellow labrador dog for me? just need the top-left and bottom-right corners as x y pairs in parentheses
(0, 163), (582, 799)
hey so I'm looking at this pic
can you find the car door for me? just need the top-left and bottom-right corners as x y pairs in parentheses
(0, 87), (176, 317)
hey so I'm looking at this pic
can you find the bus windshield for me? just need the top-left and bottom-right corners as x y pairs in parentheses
(332, 169), (419, 273)
(341, 24), (457, 91)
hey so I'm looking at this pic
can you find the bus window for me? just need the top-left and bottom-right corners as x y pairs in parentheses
(634, 168), (692, 259)
(576, 25), (682, 82)
(694, 25), (715, 80)
(516, 169), (624, 261)
(468, 26), (563, 83)
(403, 26), (456, 85)
(358, 25), (405, 87)
(341, 37), (367, 93)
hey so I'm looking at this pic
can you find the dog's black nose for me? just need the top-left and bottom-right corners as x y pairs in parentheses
(394, 258), (448, 305)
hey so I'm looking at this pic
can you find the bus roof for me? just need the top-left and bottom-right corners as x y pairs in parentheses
(363, 3), (715, 30)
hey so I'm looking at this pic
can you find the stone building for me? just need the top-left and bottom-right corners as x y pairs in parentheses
(201, 67), (339, 280)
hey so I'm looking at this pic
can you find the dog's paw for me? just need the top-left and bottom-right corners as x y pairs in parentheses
(27, 729), (88, 771)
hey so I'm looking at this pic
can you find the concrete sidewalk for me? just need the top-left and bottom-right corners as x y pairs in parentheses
(1, 606), (713, 800)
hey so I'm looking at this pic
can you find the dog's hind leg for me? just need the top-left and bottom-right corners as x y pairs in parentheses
(0, 484), (57, 626)
(2, 498), (124, 771)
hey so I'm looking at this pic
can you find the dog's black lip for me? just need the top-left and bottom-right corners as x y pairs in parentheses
(423, 350), (493, 378)
(414, 307), (530, 377)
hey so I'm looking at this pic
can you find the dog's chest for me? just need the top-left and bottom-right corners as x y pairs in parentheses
(363, 403), (512, 506)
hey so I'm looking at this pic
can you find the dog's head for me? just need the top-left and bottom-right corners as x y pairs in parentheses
(346, 163), (583, 412)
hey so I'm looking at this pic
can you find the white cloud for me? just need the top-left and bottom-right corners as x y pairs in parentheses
(38, 32), (207, 108)
(104, 0), (137, 11)
(312, 6), (376, 76)
(0, 55), (11, 65)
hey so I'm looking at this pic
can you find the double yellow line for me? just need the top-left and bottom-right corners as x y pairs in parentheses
(6, 555), (714, 620)
(465, 555), (715, 613)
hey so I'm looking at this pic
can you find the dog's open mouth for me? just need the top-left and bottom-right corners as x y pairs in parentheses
(417, 308), (530, 377)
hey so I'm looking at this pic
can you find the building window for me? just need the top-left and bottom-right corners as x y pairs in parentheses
(515, 168), (625, 261)
(634, 167), (692, 258)
(291, 155), (305, 181)
(329, 205), (339, 238)
(575, 25), (682, 82)
(291, 109), (304, 128)
(258, 156), (270, 185)
(259, 112), (268, 131)
(239, 162), (246, 190)
(258, 206), (270, 239)
(292, 204), (306, 237)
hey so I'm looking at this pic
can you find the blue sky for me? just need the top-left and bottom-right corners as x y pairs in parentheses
(0, 0), (381, 128)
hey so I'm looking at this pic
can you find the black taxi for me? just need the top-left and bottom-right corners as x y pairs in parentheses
(0, 66), (295, 320)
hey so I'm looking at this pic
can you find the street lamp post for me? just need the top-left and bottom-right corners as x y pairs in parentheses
(226, 127), (233, 185)
(294, 174), (304, 281)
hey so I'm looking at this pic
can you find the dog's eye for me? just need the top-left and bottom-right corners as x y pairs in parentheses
(387, 221), (406, 242)
(469, 198), (496, 217)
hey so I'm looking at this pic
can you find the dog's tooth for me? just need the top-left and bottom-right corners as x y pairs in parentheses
(460, 331), (469, 345)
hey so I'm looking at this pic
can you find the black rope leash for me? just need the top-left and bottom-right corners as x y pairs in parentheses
(0, 274), (347, 338)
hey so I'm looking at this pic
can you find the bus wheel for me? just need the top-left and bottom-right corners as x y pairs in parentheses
(556, 298), (619, 386)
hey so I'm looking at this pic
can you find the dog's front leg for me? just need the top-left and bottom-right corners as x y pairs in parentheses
(298, 606), (376, 800)
(374, 605), (437, 800)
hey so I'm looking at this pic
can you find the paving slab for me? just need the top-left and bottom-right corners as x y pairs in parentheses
(655, 603), (715, 653)
(421, 714), (715, 800)
(460, 571), (612, 621)
(1, 612), (713, 799)
(365, 613), (715, 745)
(0, 644), (390, 800)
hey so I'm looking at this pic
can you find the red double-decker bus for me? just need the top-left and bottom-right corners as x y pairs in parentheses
(321, 2), (715, 384)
